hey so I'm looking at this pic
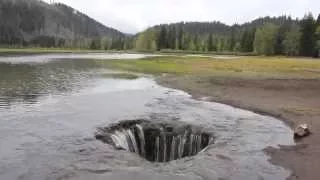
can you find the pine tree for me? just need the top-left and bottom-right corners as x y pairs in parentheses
(240, 30), (248, 52)
(175, 38), (179, 50)
(177, 25), (184, 50)
(315, 27), (320, 57)
(241, 28), (255, 52)
(275, 23), (291, 55)
(217, 38), (225, 52)
(299, 13), (316, 56)
(229, 26), (236, 51)
(193, 35), (199, 51)
(314, 14), (320, 57)
(167, 27), (173, 49)
(207, 33), (214, 51)
(90, 38), (101, 50)
(212, 36), (217, 51)
(157, 26), (168, 50)
(183, 33), (191, 50)
(169, 26), (176, 49)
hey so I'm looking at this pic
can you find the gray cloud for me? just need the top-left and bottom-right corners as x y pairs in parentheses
(44, 0), (320, 33)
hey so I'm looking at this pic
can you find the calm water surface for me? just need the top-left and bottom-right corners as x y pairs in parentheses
(0, 53), (294, 180)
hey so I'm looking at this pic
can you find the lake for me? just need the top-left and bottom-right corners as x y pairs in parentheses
(0, 53), (294, 180)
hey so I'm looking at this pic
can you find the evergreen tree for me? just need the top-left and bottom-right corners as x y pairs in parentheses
(167, 26), (176, 49)
(175, 38), (179, 50)
(157, 26), (168, 50)
(217, 38), (226, 52)
(90, 38), (101, 50)
(193, 35), (199, 51)
(183, 33), (191, 50)
(223, 38), (230, 51)
(240, 28), (255, 52)
(229, 26), (236, 51)
(275, 23), (291, 55)
(315, 26), (320, 57)
(177, 25), (184, 50)
(315, 14), (320, 57)
(212, 36), (217, 51)
(299, 13), (316, 56)
(207, 33), (214, 51)
(240, 30), (248, 52)
(167, 27), (173, 49)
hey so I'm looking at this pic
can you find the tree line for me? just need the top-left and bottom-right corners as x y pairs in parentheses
(133, 13), (320, 57)
(0, 0), (124, 49)
(0, 0), (319, 57)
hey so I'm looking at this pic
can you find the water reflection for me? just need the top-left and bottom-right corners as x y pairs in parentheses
(0, 59), (107, 108)
(0, 54), (294, 180)
(0, 53), (156, 64)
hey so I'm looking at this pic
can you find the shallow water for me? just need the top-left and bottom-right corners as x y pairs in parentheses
(0, 53), (156, 64)
(0, 53), (294, 180)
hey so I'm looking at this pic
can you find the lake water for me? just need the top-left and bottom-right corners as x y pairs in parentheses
(0, 53), (294, 180)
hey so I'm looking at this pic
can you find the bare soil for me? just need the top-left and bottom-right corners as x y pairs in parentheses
(157, 75), (320, 180)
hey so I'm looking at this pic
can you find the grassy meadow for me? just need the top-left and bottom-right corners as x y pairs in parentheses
(98, 56), (320, 79)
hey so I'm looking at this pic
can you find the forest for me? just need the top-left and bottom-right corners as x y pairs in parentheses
(0, 0), (124, 49)
(0, 0), (319, 57)
(133, 14), (320, 57)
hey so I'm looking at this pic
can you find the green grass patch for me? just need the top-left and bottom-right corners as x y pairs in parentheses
(98, 56), (320, 79)
(101, 73), (139, 80)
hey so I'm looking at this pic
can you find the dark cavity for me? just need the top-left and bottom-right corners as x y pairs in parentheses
(95, 119), (215, 162)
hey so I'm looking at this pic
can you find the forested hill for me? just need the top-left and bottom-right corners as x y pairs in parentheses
(135, 16), (300, 52)
(0, 0), (124, 48)
(1, 0), (319, 57)
(148, 16), (296, 38)
(135, 14), (320, 57)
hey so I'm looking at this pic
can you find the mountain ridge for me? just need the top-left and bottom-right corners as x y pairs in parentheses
(0, 0), (125, 47)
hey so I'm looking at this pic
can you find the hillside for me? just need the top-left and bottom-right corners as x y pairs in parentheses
(133, 15), (319, 57)
(0, 0), (124, 47)
(0, 0), (318, 56)
(134, 16), (299, 51)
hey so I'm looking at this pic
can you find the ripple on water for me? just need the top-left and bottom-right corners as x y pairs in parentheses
(0, 55), (294, 180)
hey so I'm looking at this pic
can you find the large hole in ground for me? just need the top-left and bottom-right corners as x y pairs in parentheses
(95, 119), (215, 162)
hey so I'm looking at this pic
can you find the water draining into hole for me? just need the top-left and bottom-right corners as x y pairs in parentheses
(95, 119), (215, 162)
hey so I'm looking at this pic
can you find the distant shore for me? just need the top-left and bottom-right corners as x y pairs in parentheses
(0, 48), (128, 56)
(0, 48), (260, 57)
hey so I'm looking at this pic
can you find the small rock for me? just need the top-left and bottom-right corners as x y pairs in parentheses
(294, 124), (311, 139)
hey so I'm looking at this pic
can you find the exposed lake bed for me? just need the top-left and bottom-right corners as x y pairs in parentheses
(0, 53), (296, 180)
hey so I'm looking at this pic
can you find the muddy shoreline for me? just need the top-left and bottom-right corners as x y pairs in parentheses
(156, 75), (320, 180)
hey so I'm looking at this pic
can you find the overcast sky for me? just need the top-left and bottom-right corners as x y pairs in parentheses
(43, 0), (319, 34)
